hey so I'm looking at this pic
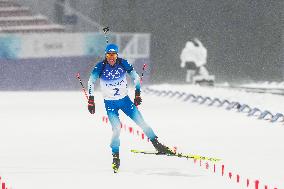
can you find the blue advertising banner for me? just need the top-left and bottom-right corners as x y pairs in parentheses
(0, 35), (21, 59)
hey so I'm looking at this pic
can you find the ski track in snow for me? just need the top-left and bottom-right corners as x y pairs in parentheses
(0, 85), (283, 189)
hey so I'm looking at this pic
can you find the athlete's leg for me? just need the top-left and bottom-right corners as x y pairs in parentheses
(119, 96), (173, 154)
(120, 96), (156, 140)
(104, 100), (121, 154)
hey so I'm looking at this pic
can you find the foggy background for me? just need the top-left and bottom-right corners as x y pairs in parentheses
(17, 0), (283, 83)
(1, 0), (283, 90)
(101, 0), (283, 84)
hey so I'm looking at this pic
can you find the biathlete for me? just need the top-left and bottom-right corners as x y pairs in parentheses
(87, 43), (173, 173)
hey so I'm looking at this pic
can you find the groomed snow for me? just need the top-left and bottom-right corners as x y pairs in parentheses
(0, 85), (283, 189)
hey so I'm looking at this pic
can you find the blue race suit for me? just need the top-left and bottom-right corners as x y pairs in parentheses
(88, 58), (156, 153)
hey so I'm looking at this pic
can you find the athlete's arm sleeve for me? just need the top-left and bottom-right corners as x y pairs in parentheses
(121, 59), (141, 91)
(88, 62), (103, 96)
(121, 59), (134, 73)
(129, 70), (141, 91)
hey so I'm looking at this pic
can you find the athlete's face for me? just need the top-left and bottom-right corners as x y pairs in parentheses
(106, 52), (118, 66)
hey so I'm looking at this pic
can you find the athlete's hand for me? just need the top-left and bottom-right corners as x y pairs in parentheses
(134, 90), (142, 106)
(88, 96), (95, 114)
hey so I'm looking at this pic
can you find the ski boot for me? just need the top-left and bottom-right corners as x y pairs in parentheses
(112, 153), (120, 173)
(151, 137), (175, 155)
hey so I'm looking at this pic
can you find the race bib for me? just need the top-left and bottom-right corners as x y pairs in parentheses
(100, 64), (128, 100)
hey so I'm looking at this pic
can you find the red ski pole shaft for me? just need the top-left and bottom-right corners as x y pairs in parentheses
(76, 72), (89, 101)
(140, 64), (147, 85)
(135, 64), (147, 107)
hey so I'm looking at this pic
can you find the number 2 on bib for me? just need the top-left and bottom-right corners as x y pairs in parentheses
(113, 88), (120, 96)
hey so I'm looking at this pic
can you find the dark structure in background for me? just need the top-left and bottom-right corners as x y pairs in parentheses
(2, 0), (283, 90)
(100, 0), (283, 83)
(0, 57), (96, 90)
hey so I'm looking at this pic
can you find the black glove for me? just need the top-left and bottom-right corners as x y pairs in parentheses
(88, 96), (95, 114)
(134, 90), (142, 106)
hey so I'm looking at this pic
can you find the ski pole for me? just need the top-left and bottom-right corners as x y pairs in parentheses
(135, 64), (147, 107)
(140, 63), (147, 85)
(103, 26), (110, 44)
(76, 72), (89, 101)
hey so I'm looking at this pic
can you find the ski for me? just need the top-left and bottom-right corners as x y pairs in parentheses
(131, 149), (221, 162)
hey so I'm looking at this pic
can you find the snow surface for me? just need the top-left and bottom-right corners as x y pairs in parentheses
(0, 84), (283, 189)
(240, 82), (284, 89)
(150, 84), (284, 115)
